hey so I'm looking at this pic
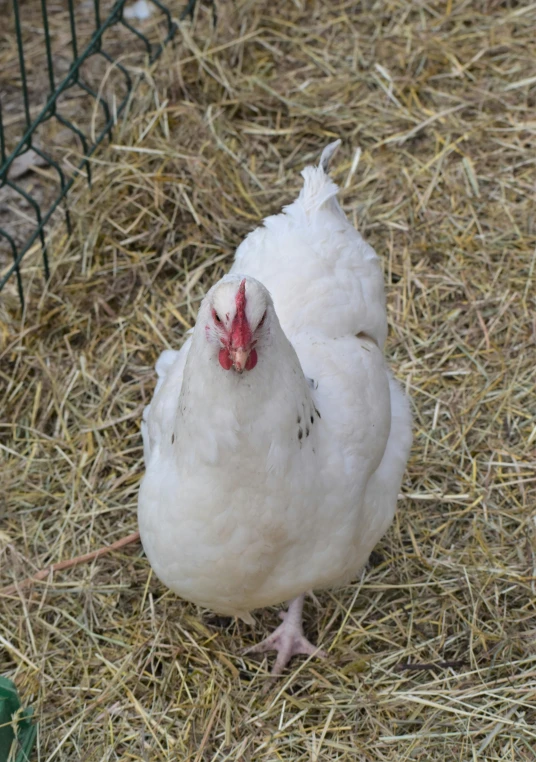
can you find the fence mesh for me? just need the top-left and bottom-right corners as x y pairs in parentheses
(0, 0), (192, 307)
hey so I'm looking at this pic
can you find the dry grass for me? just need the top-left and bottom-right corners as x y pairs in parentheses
(1, 0), (536, 759)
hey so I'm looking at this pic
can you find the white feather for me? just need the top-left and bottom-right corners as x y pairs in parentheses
(138, 141), (412, 620)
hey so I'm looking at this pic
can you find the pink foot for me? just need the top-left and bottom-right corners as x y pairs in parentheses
(245, 595), (326, 675)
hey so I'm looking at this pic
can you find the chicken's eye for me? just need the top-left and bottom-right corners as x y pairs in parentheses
(213, 310), (222, 325)
(258, 310), (267, 328)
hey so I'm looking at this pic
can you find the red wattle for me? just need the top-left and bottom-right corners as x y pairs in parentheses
(219, 349), (233, 370)
(245, 348), (258, 370)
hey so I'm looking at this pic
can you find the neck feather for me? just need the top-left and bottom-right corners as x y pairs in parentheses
(175, 323), (312, 465)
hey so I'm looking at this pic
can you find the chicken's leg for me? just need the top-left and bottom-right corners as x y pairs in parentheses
(246, 594), (326, 675)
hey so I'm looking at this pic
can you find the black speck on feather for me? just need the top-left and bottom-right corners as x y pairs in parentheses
(171, 433), (175, 444)
(298, 428), (303, 440)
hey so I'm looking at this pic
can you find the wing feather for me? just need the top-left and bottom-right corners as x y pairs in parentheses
(141, 336), (192, 465)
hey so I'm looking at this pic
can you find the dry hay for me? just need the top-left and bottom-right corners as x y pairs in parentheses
(1, 0), (536, 760)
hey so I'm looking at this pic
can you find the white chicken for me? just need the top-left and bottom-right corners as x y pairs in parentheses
(138, 140), (412, 674)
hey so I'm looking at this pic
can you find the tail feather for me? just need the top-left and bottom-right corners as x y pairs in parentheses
(319, 139), (341, 172)
(296, 139), (343, 214)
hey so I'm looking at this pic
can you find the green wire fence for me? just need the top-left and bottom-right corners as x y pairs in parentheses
(0, 0), (193, 308)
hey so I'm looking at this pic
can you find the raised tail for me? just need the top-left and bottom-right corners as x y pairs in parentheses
(296, 139), (344, 215)
(319, 139), (342, 171)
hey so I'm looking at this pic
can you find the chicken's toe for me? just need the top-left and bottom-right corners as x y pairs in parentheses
(244, 594), (326, 675)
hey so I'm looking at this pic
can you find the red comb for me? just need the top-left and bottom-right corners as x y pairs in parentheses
(231, 279), (251, 349)
(235, 278), (247, 312)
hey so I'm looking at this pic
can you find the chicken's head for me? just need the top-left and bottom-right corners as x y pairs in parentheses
(204, 275), (271, 374)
